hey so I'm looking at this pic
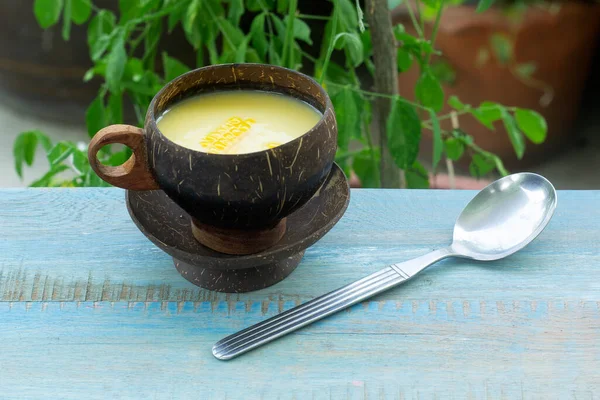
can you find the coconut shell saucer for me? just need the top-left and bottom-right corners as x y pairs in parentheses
(126, 163), (350, 292)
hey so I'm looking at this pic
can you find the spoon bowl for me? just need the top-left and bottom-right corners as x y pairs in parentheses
(452, 172), (557, 261)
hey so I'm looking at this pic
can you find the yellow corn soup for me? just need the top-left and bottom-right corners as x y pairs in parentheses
(157, 91), (322, 154)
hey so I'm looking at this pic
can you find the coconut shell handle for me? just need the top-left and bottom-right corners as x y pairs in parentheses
(88, 124), (159, 190)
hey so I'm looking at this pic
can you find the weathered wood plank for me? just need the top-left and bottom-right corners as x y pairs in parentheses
(1, 189), (600, 398)
(0, 189), (599, 304)
(1, 299), (598, 399)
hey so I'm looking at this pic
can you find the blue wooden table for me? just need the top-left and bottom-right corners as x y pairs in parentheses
(1, 189), (599, 399)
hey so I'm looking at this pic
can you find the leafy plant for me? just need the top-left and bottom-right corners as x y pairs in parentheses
(15, 0), (548, 188)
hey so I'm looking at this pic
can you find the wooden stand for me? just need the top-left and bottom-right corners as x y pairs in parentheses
(191, 218), (287, 255)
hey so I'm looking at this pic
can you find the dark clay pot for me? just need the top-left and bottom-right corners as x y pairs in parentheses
(89, 64), (337, 254)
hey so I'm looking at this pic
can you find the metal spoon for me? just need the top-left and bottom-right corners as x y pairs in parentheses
(212, 172), (557, 360)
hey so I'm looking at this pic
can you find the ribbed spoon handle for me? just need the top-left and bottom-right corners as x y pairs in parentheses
(212, 248), (452, 360)
(212, 265), (405, 360)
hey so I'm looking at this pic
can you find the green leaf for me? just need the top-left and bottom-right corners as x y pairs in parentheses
(30, 165), (70, 187)
(71, 0), (91, 24)
(337, 0), (358, 32)
(429, 110), (443, 170)
(118, 0), (134, 21)
(227, 0), (244, 25)
(490, 33), (513, 65)
(352, 148), (380, 188)
(474, 101), (503, 130)
(85, 95), (106, 138)
(48, 142), (75, 166)
(387, 99), (421, 169)
(246, 0), (263, 12)
(319, 19), (335, 62)
(124, 58), (144, 82)
(270, 14), (286, 40)
(415, 70), (444, 112)
(453, 129), (474, 145)
(164, 0), (185, 32)
(35, 131), (53, 153)
(119, 0), (158, 23)
(218, 17), (245, 48)
(108, 93), (123, 125)
(246, 48), (261, 63)
(13, 131), (39, 178)
(72, 149), (89, 174)
(185, 24), (203, 49)
(515, 62), (536, 79)
(83, 68), (95, 82)
(476, 0), (495, 13)
(333, 32), (363, 67)
(395, 31), (435, 62)
(491, 153), (509, 176)
(397, 48), (412, 72)
(469, 153), (495, 178)
(430, 59), (456, 84)
(277, 0), (289, 13)
(250, 13), (269, 57)
(331, 87), (362, 150)
(360, 30), (372, 57)
(321, 61), (353, 89)
(83, 169), (110, 187)
(405, 161), (430, 189)
(234, 37), (249, 63)
(87, 11), (116, 61)
(34, 0), (63, 28)
(183, 0), (201, 47)
(62, 0), (72, 40)
(388, 0), (403, 8)
(444, 138), (464, 161)
(501, 110), (525, 159)
(268, 40), (282, 66)
(107, 148), (132, 166)
(448, 95), (465, 110)
(105, 32), (127, 94)
(282, 16), (312, 45)
(143, 20), (163, 68)
(515, 108), (547, 144)
(162, 53), (190, 82)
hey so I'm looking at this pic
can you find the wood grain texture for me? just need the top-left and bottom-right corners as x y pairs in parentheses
(1, 189), (599, 398)
(88, 124), (159, 190)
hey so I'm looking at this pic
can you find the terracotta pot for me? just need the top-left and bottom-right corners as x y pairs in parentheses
(394, 3), (600, 168)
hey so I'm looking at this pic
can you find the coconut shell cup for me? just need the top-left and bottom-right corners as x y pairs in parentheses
(88, 64), (338, 255)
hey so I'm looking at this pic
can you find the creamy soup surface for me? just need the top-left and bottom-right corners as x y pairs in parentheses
(157, 91), (322, 154)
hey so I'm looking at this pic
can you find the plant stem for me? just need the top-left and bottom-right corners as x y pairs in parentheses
(301, 50), (318, 63)
(335, 149), (365, 162)
(425, 0), (445, 65)
(129, 24), (149, 54)
(282, 0), (298, 68)
(415, 0), (425, 34)
(319, 0), (339, 84)
(508, 64), (554, 107)
(363, 112), (380, 187)
(366, 0), (401, 188)
(125, 3), (185, 28)
(405, 1), (424, 38)
(297, 13), (331, 21)
(445, 158), (455, 189)
(325, 82), (429, 110)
